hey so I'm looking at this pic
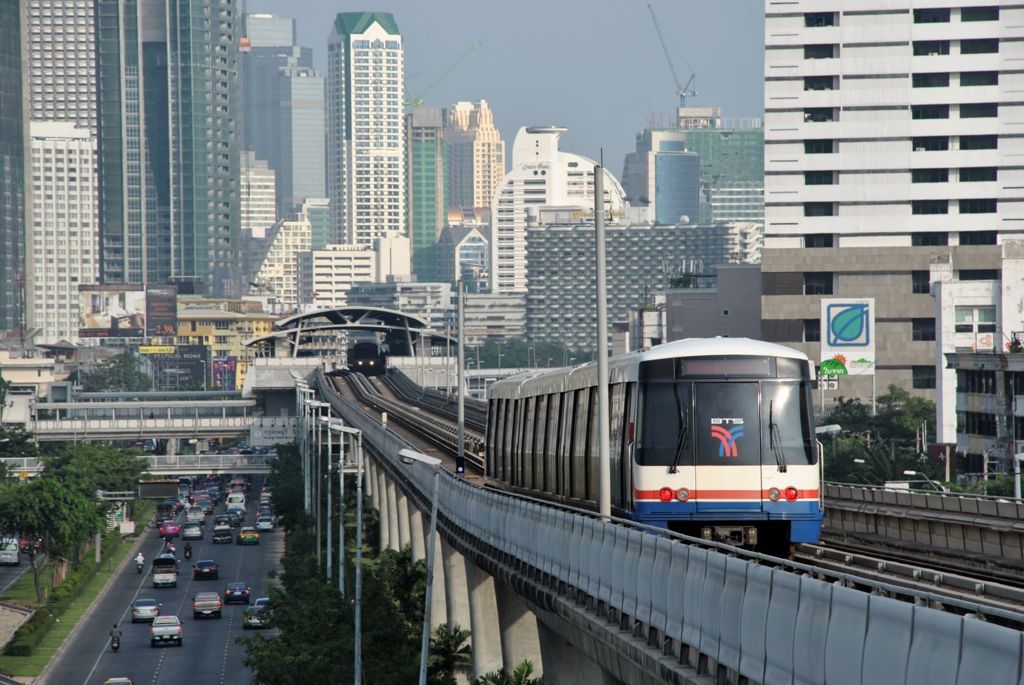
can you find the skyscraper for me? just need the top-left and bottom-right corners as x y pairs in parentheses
(95, 0), (241, 296)
(621, 129), (700, 225)
(0, 0), (29, 334)
(241, 152), (277, 238)
(406, 107), (446, 282)
(327, 12), (405, 247)
(762, 2), (1021, 405)
(242, 13), (325, 216)
(27, 0), (97, 132)
(446, 100), (505, 211)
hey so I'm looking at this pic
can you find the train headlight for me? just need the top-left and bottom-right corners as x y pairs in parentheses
(658, 487), (674, 503)
(784, 487), (799, 502)
(675, 488), (689, 502)
(768, 487), (781, 502)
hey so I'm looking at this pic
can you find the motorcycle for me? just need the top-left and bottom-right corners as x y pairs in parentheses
(111, 636), (120, 653)
(183, 546), (192, 561)
(136, 561), (144, 574)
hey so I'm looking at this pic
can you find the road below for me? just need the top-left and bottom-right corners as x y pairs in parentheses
(42, 488), (282, 685)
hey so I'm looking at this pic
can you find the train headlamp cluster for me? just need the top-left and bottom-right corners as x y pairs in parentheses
(768, 486), (800, 502)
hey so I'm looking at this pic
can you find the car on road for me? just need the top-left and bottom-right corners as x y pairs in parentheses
(103, 678), (134, 685)
(192, 560), (219, 580)
(211, 525), (233, 544)
(192, 591), (223, 619)
(242, 597), (271, 629)
(151, 554), (179, 588)
(237, 527), (260, 545)
(255, 515), (274, 532)
(227, 507), (245, 527)
(158, 520), (180, 538)
(195, 497), (214, 514)
(130, 598), (160, 623)
(149, 615), (183, 647)
(213, 514), (231, 528)
(223, 582), (251, 604)
(181, 522), (203, 540)
(185, 506), (205, 524)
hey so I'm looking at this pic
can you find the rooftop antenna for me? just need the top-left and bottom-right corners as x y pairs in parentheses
(647, 3), (697, 108)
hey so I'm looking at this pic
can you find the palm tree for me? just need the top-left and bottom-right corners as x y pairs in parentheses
(428, 623), (472, 685)
(474, 661), (543, 685)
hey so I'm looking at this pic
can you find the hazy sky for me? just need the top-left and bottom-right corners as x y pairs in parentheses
(246, 0), (765, 174)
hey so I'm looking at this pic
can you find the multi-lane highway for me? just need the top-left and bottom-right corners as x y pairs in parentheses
(42, 488), (282, 685)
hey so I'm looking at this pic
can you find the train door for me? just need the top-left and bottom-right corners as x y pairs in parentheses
(693, 382), (763, 513)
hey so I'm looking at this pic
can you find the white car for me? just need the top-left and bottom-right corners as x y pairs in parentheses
(150, 616), (183, 647)
(181, 523), (203, 540)
(255, 516), (274, 532)
(131, 598), (160, 623)
(185, 506), (205, 524)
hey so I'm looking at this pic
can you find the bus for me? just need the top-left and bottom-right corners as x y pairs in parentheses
(0, 538), (19, 565)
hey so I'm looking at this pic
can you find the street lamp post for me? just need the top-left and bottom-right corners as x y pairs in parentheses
(902, 469), (944, 493)
(398, 448), (442, 685)
(307, 400), (330, 569)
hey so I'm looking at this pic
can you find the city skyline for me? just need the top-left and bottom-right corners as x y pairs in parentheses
(246, 0), (766, 174)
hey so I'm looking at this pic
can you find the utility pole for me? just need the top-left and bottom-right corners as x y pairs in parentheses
(456, 280), (466, 474)
(594, 164), (611, 519)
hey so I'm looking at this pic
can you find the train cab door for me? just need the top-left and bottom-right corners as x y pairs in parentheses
(693, 382), (763, 513)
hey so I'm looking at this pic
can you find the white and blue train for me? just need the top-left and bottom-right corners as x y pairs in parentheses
(485, 338), (823, 554)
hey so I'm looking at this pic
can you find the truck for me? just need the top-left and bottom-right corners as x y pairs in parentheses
(151, 554), (179, 588)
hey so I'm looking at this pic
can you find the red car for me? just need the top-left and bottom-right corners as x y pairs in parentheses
(159, 521), (180, 538)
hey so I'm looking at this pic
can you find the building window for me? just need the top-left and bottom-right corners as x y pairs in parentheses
(960, 135), (997, 150)
(960, 167), (997, 183)
(804, 272), (833, 295)
(803, 319), (821, 342)
(958, 270), (999, 282)
(912, 136), (948, 152)
(911, 270), (930, 294)
(912, 232), (948, 246)
(959, 231), (997, 246)
(912, 366), (937, 390)
(961, 38), (999, 55)
(956, 369), (996, 394)
(912, 318), (936, 341)
(804, 108), (836, 122)
(804, 202), (835, 217)
(804, 44), (837, 59)
(912, 168), (948, 183)
(960, 103), (997, 118)
(804, 234), (834, 248)
(804, 76), (836, 91)
(804, 139), (835, 154)
(955, 305), (997, 333)
(804, 12), (836, 27)
(912, 200), (948, 215)
(959, 198), (996, 214)
(912, 104), (949, 120)
(913, 40), (950, 56)
(913, 72), (949, 88)
(961, 71), (998, 87)
(914, 8), (950, 22)
(961, 6), (999, 21)
(805, 170), (836, 185)
(961, 411), (996, 437)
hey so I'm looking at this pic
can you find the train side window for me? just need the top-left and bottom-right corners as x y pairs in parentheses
(533, 395), (548, 491)
(546, 393), (560, 495)
(608, 383), (626, 508)
(572, 388), (590, 500)
(587, 387), (599, 502)
(512, 400), (524, 486)
(621, 383), (636, 505)
(502, 399), (515, 483)
(486, 400), (498, 478)
(558, 391), (574, 497)
(522, 397), (536, 490)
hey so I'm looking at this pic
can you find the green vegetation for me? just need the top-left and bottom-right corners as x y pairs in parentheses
(76, 351), (152, 392)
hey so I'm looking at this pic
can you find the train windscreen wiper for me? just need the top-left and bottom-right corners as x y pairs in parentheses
(669, 384), (688, 474)
(769, 400), (788, 473)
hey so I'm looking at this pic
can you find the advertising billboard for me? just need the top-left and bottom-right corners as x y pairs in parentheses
(148, 345), (209, 390)
(78, 286), (146, 338)
(820, 298), (876, 376)
(212, 357), (238, 391)
(146, 286), (178, 337)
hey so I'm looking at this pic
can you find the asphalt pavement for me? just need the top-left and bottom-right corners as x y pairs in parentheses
(42, 489), (283, 685)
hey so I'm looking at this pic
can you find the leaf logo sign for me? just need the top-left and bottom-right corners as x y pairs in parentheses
(827, 303), (870, 347)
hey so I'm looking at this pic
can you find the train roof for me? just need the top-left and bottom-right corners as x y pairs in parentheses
(488, 338), (811, 400)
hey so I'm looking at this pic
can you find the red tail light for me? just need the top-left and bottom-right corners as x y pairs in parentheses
(784, 487), (799, 502)
(658, 487), (673, 503)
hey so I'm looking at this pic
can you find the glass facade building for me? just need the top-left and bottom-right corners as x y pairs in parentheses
(654, 143), (700, 225)
(406, 107), (446, 282)
(0, 0), (28, 333)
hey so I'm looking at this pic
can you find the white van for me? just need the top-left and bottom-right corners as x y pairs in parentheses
(226, 492), (246, 509)
(0, 538), (20, 565)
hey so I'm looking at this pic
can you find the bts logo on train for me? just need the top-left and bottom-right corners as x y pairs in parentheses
(710, 418), (744, 458)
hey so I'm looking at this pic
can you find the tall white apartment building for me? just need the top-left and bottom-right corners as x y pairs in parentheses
(252, 218), (311, 310)
(29, 122), (98, 344)
(763, 1), (1024, 406)
(446, 100), (506, 210)
(327, 12), (405, 246)
(297, 244), (376, 309)
(241, 152), (277, 235)
(27, 0), (97, 132)
(490, 126), (627, 293)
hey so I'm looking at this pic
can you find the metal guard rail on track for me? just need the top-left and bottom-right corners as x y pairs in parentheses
(315, 369), (1024, 684)
(826, 481), (1024, 521)
(387, 369), (488, 429)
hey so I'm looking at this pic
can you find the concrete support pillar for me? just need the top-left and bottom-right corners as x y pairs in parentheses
(409, 506), (426, 562)
(429, 529), (447, 632)
(537, 621), (619, 685)
(368, 462), (380, 511)
(465, 558), (503, 678)
(385, 479), (400, 552)
(377, 469), (391, 552)
(396, 491), (411, 551)
(166, 437), (179, 455)
(495, 581), (543, 677)
(441, 538), (472, 631)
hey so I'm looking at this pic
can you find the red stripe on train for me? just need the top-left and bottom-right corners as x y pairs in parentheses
(634, 489), (820, 500)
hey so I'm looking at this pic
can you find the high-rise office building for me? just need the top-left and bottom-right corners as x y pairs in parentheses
(762, 2), (1023, 405)
(252, 218), (311, 310)
(29, 123), (98, 344)
(446, 100), (505, 210)
(95, 0), (241, 296)
(406, 107), (446, 282)
(299, 197), (331, 251)
(622, 129), (700, 225)
(490, 126), (627, 293)
(27, 0), (97, 132)
(0, 0), (29, 334)
(242, 13), (325, 216)
(327, 12), (405, 247)
(241, 152), (277, 237)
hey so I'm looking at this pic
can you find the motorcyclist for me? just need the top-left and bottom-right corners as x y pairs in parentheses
(183, 542), (192, 560)
(135, 552), (145, 566)
(109, 623), (121, 651)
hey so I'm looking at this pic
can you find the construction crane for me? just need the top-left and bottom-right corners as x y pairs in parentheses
(404, 41), (483, 108)
(647, 4), (696, 108)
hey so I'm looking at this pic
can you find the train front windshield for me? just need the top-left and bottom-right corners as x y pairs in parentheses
(637, 356), (816, 467)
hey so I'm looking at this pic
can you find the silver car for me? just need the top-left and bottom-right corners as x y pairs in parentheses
(255, 516), (274, 532)
(131, 597), (160, 623)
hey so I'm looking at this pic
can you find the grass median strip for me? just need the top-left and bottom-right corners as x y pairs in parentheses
(0, 500), (155, 678)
